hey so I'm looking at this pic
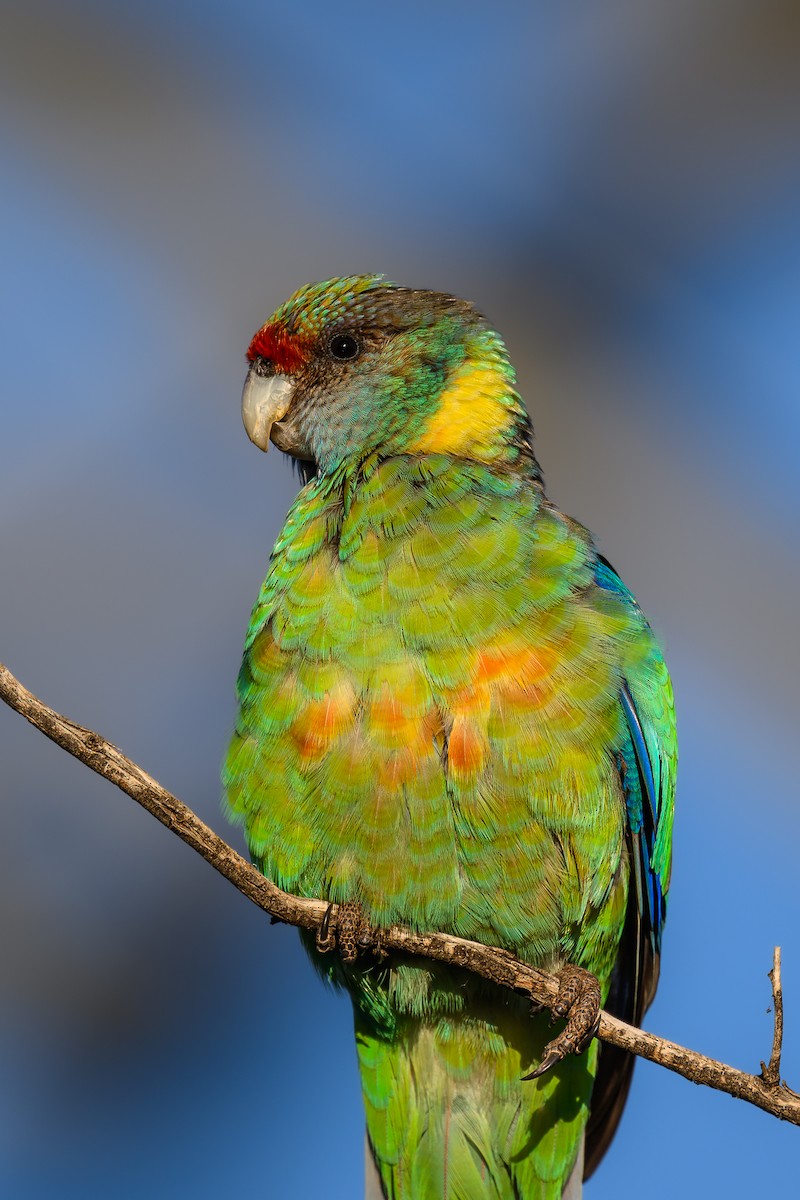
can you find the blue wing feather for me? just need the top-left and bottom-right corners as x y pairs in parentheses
(585, 553), (676, 1179)
(620, 683), (666, 955)
(594, 555), (669, 958)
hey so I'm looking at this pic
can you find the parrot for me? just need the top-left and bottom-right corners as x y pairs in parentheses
(223, 275), (676, 1199)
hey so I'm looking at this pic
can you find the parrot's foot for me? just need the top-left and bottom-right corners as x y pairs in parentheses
(315, 900), (384, 964)
(522, 964), (601, 1080)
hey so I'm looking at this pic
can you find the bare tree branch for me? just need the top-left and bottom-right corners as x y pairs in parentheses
(762, 947), (784, 1088)
(1, 660), (798, 1124)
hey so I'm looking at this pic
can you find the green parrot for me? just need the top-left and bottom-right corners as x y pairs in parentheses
(223, 275), (676, 1198)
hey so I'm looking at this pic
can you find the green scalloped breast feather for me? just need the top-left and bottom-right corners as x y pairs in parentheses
(224, 446), (675, 1198)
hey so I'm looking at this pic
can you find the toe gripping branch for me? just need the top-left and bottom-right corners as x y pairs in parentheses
(315, 900), (385, 964)
(522, 964), (602, 1080)
(316, 909), (597, 1077)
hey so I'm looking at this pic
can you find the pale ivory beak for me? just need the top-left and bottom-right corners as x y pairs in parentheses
(241, 372), (295, 452)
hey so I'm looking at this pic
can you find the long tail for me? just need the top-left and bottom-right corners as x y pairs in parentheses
(356, 996), (595, 1200)
(366, 1132), (585, 1200)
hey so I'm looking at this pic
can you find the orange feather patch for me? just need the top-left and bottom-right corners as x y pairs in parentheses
(475, 638), (557, 687)
(290, 683), (356, 761)
(447, 714), (488, 780)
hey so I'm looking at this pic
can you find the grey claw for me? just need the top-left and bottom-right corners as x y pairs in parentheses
(521, 1050), (562, 1081)
(316, 902), (336, 953)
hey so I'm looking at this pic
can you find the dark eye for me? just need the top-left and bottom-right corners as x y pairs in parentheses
(329, 334), (360, 361)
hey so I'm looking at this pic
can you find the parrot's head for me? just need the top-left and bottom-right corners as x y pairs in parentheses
(242, 274), (534, 475)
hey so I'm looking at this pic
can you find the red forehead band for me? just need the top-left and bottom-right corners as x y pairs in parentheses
(246, 323), (313, 374)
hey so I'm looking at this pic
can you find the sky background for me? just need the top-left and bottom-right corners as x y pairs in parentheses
(1, 1), (799, 1196)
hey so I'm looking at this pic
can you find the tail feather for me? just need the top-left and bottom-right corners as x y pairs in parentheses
(356, 995), (593, 1200)
(560, 1138), (584, 1200)
(366, 1134), (385, 1200)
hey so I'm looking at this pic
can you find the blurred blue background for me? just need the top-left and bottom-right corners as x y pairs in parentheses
(1, 1), (799, 1195)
